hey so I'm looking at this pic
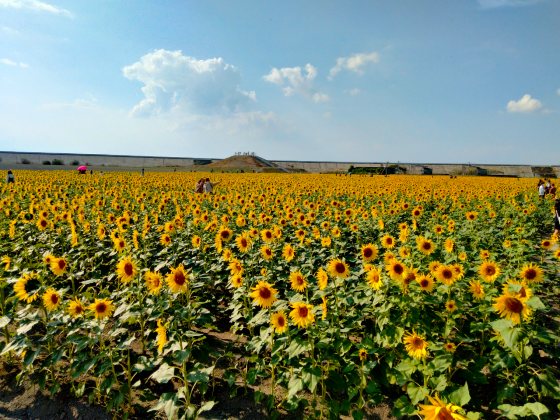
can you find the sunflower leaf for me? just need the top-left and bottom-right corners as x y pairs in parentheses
(448, 382), (471, 406)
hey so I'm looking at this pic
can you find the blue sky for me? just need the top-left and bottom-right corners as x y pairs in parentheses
(0, 0), (558, 164)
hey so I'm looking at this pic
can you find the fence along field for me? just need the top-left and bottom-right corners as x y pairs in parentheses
(0, 170), (559, 419)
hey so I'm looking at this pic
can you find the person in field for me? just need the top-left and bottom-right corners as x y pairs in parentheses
(203, 178), (220, 194)
(6, 170), (15, 184)
(554, 198), (560, 237)
(194, 178), (205, 193)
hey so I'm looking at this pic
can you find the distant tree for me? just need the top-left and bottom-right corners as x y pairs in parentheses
(21, 158), (31, 164)
(71, 160), (80, 166)
(52, 159), (64, 165)
(42, 160), (51, 165)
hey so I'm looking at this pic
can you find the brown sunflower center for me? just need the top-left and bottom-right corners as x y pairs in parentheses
(420, 279), (429, 288)
(484, 266), (496, 276)
(50, 294), (59, 304)
(363, 248), (373, 258)
(277, 316), (285, 327)
(298, 307), (309, 318)
(58, 260), (66, 270)
(524, 269), (536, 280)
(259, 287), (271, 299)
(505, 297), (523, 314)
(393, 264), (404, 275)
(442, 269), (453, 279)
(124, 262), (133, 276)
(96, 302), (107, 313)
(335, 263), (346, 274)
(174, 272), (186, 286)
(412, 337), (424, 348)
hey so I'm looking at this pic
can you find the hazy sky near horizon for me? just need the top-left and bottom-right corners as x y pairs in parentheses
(1, 0), (559, 164)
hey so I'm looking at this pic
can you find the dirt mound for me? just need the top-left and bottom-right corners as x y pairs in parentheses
(206, 155), (270, 169)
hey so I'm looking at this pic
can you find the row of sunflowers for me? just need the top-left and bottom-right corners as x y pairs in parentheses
(0, 171), (559, 419)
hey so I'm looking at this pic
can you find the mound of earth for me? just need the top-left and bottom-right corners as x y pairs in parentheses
(205, 155), (290, 172)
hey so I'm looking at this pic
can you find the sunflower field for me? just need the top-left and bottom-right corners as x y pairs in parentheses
(0, 170), (559, 419)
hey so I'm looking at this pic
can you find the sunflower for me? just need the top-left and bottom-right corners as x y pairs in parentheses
(67, 299), (85, 317)
(14, 272), (41, 303)
(270, 311), (288, 334)
(166, 265), (190, 294)
(290, 271), (308, 292)
(416, 237), (435, 255)
(383, 251), (396, 265)
(366, 267), (383, 290)
(219, 226), (233, 242)
(155, 319), (168, 353)
(417, 394), (467, 420)
(50, 257), (68, 276)
(428, 261), (441, 275)
(380, 234), (396, 249)
(360, 243), (379, 262)
(386, 259), (406, 282)
(97, 224), (106, 240)
(403, 331), (429, 359)
(316, 267), (328, 290)
(458, 251), (467, 261)
(445, 300), (457, 313)
(42, 288), (61, 312)
(36, 218), (49, 231)
(1, 255), (10, 270)
(144, 271), (163, 295)
(230, 274), (243, 288)
(228, 259), (244, 276)
(260, 229), (274, 243)
(465, 211), (478, 221)
(250, 281), (278, 308)
(116, 257), (137, 283)
(113, 238), (126, 252)
(282, 243), (295, 262)
(89, 298), (115, 320)
(289, 302), (315, 328)
(435, 264), (457, 286)
(327, 258), (350, 279)
(493, 292), (531, 324)
(321, 236), (332, 247)
(191, 235), (201, 248)
(554, 249), (560, 260)
(235, 234), (252, 253)
(519, 263), (543, 283)
(469, 280), (485, 299)
(479, 249), (490, 260)
(502, 280), (532, 301)
(160, 233), (172, 247)
(321, 296), (327, 320)
(260, 245), (273, 261)
(416, 274), (435, 292)
(541, 238), (554, 250)
(443, 342), (456, 353)
(358, 348), (367, 362)
(444, 238), (454, 253)
(478, 261), (500, 282)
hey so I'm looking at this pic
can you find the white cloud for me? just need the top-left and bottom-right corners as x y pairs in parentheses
(506, 94), (543, 113)
(344, 88), (361, 96)
(263, 64), (329, 103)
(123, 49), (256, 117)
(0, 58), (29, 68)
(329, 52), (380, 79)
(0, 0), (72, 17)
(1, 25), (20, 36)
(557, 88), (560, 96)
(478, 0), (543, 8)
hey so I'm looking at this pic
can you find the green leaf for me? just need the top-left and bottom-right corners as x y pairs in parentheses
(285, 337), (309, 359)
(491, 319), (519, 349)
(448, 382), (471, 406)
(197, 400), (216, 414)
(527, 296), (545, 310)
(0, 316), (11, 329)
(188, 366), (214, 384)
(16, 320), (39, 335)
(150, 363), (175, 384)
(406, 382), (428, 405)
(287, 376), (303, 400)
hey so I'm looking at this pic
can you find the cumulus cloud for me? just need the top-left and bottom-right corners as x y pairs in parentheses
(0, 0), (72, 17)
(329, 52), (380, 79)
(263, 64), (329, 103)
(0, 58), (28, 68)
(478, 0), (543, 8)
(123, 49), (256, 117)
(506, 94), (543, 113)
